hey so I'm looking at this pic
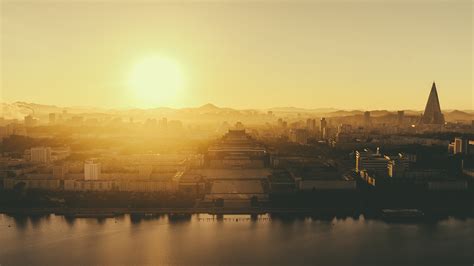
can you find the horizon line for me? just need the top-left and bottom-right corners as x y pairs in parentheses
(1, 101), (473, 113)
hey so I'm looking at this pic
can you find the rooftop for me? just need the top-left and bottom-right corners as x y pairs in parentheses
(181, 168), (271, 180)
(290, 167), (343, 180)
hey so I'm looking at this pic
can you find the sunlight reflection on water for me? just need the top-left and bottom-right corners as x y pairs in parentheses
(0, 214), (473, 265)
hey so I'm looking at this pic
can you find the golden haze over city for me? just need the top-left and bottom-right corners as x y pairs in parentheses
(1, 0), (472, 110)
(0, 1), (473, 266)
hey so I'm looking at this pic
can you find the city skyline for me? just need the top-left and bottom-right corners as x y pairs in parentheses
(1, 81), (472, 113)
(0, 1), (473, 264)
(1, 1), (472, 110)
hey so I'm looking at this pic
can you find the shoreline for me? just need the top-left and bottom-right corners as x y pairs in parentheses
(1, 207), (473, 217)
(0, 207), (353, 215)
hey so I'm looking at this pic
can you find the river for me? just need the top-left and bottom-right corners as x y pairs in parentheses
(0, 213), (473, 265)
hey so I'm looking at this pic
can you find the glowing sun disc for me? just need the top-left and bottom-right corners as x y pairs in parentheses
(129, 55), (184, 106)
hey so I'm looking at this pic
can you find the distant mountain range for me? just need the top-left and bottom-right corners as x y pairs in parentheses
(1, 101), (473, 122)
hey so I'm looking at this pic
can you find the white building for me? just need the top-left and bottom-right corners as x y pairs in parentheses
(84, 159), (101, 180)
(30, 147), (52, 163)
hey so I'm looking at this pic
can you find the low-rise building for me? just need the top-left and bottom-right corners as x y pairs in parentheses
(64, 180), (114, 192)
(268, 169), (296, 192)
(291, 165), (356, 191)
(114, 179), (177, 192)
(427, 181), (468, 191)
(299, 179), (356, 190)
(4, 177), (60, 190)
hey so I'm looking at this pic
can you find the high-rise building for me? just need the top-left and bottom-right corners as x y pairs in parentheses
(397, 111), (405, 125)
(53, 164), (69, 179)
(387, 154), (410, 177)
(24, 115), (37, 127)
(289, 128), (308, 144)
(364, 111), (371, 127)
(454, 137), (469, 154)
(355, 149), (390, 176)
(84, 159), (101, 180)
(320, 118), (327, 139)
(49, 113), (56, 124)
(160, 117), (168, 128)
(337, 124), (352, 134)
(420, 82), (445, 125)
(30, 147), (52, 163)
(336, 124), (353, 142)
(306, 119), (316, 131)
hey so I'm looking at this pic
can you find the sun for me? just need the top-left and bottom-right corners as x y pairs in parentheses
(129, 55), (185, 107)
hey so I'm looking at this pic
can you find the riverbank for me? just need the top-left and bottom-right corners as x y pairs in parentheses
(1, 206), (473, 218)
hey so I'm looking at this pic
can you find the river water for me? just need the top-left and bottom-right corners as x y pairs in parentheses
(0, 213), (473, 265)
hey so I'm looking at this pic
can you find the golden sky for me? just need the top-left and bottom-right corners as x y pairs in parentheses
(1, 0), (472, 110)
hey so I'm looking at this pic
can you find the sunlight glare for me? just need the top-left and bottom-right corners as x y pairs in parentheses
(129, 55), (184, 107)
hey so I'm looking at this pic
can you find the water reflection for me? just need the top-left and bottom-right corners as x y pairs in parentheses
(29, 214), (49, 228)
(4, 212), (473, 227)
(96, 217), (107, 224)
(0, 213), (473, 265)
(168, 213), (192, 224)
(250, 214), (258, 221)
(64, 215), (76, 227)
(130, 213), (168, 224)
(11, 215), (28, 230)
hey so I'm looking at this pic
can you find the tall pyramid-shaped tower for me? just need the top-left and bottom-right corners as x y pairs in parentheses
(420, 82), (445, 124)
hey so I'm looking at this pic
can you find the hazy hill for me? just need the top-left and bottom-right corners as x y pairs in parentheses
(1, 101), (472, 123)
(267, 107), (339, 114)
(444, 110), (474, 122)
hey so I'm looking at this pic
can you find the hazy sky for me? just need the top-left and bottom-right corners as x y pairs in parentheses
(1, 0), (472, 110)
